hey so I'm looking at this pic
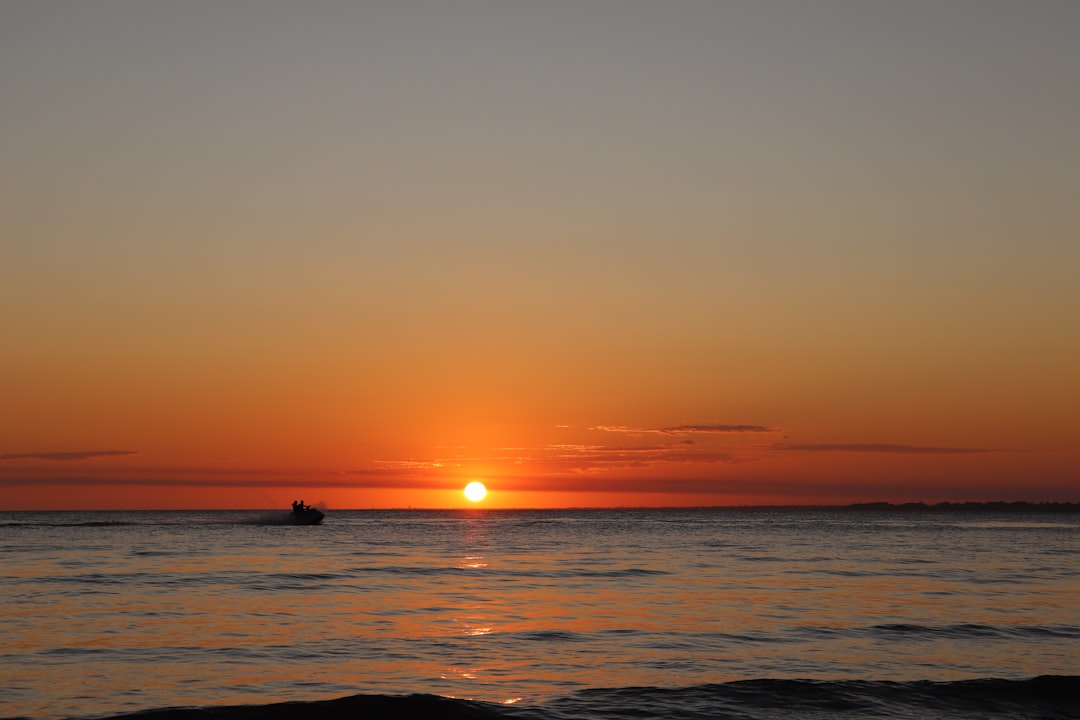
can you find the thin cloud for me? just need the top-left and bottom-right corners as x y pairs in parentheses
(483, 474), (896, 496)
(662, 424), (776, 434)
(346, 441), (757, 481)
(774, 443), (991, 455)
(0, 473), (450, 490)
(592, 424), (776, 435)
(346, 464), (460, 476)
(0, 450), (138, 462)
(542, 442), (754, 473)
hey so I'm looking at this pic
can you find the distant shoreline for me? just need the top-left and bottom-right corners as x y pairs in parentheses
(587, 502), (1080, 513)
(492, 502), (1080, 513)
(683, 501), (1080, 513)
(839, 501), (1080, 513)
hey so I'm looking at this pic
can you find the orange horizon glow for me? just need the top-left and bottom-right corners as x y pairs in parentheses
(2, 432), (1076, 511)
(2, 415), (1079, 510)
(2, 407), (1078, 510)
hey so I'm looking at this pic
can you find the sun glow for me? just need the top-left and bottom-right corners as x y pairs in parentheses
(464, 481), (487, 502)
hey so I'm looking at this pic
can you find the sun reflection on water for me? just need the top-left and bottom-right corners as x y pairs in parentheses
(459, 555), (487, 569)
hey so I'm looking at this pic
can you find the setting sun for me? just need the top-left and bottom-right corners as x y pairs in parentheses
(464, 481), (487, 503)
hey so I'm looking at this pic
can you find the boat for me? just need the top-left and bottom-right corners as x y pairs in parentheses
(289, 503), (324, 525)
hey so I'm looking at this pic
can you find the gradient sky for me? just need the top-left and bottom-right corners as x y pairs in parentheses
(2, 1), (1078, 509)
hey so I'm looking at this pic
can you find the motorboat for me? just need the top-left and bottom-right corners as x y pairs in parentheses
(289, 504), (324, 525)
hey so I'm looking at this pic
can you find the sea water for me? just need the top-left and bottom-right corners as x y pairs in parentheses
(1, 509), (1077, 719)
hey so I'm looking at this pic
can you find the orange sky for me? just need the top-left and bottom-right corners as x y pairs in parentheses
(2, 3), (1078, 509)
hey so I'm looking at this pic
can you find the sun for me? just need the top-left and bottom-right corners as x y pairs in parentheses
(463, 481), (487, 503)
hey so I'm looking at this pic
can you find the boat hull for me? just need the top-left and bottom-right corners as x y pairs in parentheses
(289, 508), (324, 525)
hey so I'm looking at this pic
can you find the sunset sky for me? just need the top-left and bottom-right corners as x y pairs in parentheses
(3, 1), (1078, 509)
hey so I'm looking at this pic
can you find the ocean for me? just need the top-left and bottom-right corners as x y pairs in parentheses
(2, 508), (1077, 719)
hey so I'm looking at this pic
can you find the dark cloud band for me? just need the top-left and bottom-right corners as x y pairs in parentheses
(593, 424), (775, 435)
(775, 444), (990, 455)
(0, 451), (138, 462)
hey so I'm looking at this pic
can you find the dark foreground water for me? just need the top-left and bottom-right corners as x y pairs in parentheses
(2, 509), (1077, 719)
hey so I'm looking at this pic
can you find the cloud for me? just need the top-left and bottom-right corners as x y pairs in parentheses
(662, 424), (776, 434)
(0, 450), (138, 462)
(773, 443), (991, 455)
(337, 440), (759, 482)
(346, 463), (461, 477)
(541, 442), (754, 473)
(592, 424), (776, 435)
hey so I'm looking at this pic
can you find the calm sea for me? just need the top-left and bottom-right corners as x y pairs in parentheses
(2, 509), (1077, 719)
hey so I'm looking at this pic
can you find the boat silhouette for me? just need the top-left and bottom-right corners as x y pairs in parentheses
(289, 502), (324, 525)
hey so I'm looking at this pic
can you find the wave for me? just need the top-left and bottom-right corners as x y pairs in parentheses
(79, 677), (1079, 720)
(865, 623), (1080, 640)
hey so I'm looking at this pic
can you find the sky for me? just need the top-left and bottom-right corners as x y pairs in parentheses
(2, 1), (1078, 509)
